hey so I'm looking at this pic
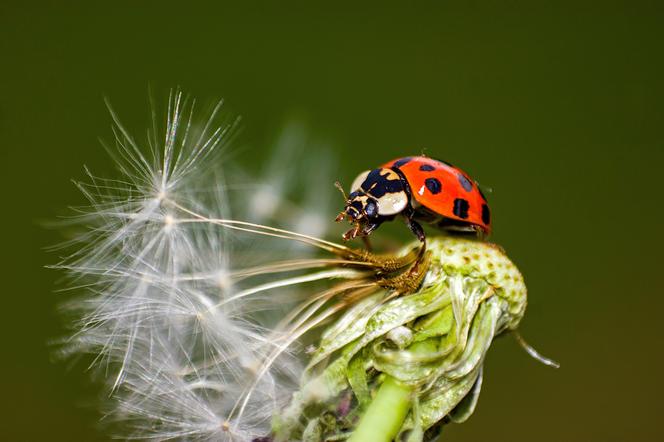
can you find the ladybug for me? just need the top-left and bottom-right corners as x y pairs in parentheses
(335, 155), (491, 242)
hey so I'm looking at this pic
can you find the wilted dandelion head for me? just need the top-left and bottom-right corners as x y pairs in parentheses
(55, 91), (554, 442)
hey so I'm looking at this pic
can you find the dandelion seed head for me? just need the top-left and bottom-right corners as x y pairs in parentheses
(56, 91), (321, 440)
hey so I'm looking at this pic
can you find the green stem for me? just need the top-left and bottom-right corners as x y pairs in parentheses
(348, 375), (413, 442)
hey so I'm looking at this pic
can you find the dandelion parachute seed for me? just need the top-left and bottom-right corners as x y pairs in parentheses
(56, 91), (555, 442)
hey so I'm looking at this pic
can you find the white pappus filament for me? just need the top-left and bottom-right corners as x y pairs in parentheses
(54, 91), (351, 441)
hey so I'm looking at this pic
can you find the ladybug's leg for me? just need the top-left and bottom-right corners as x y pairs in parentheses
(342, 224), (361, 241)
(360, 221), (381, 237)
(405, 217), (426, 243)
(342, 220), (381, 242)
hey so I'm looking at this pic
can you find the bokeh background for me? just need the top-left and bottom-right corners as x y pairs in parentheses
(2, 1), (663, 441)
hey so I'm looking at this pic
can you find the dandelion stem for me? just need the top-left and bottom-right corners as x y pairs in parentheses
(348, 375), (413, 442)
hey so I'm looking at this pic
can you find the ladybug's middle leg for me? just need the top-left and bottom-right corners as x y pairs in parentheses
(405, 216), (426, 243)
(359, 220), (381, 239)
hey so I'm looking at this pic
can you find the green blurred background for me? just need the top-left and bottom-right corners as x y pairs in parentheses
(2, 1), (663, 440)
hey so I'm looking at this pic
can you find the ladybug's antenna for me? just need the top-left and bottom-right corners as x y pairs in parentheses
(334, 181), (348, 201)
(334, 181), (349, 223)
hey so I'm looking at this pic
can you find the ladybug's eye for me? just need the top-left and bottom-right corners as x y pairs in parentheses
(350, 170), (370, 193)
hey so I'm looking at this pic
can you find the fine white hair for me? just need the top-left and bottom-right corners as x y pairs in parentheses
(55, 91), (337, 440)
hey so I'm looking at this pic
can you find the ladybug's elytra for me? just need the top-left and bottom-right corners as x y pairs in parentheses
(336, 156), (491, 242)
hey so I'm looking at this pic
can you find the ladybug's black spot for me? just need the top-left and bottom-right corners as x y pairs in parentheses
(393, 157), (412, 168)
(457, 174), (473, 192)
(419, 164), (436, 172)
(425, 177), (442, 194)
(453, 198), (470, 219)
(481, 204), (491, 225)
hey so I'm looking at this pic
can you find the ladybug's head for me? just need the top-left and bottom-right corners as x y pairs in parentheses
(335, 189), (380, 240)
(335, 168), (409, 241)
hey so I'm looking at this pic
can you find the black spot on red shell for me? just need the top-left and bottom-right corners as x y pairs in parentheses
(453, 198), (470, 219)
(419, 164), (436, 171)
(425, 177), (442, 194)
(393, 157), (412, 167)
(481, 204), (491, 225)
(457, 174), (473, 192)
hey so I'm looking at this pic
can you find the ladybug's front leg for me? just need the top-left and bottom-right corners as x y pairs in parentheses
(342, 220), (381, 242)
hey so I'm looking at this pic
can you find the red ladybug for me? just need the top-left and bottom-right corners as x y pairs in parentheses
(336, 155), (491, 242)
